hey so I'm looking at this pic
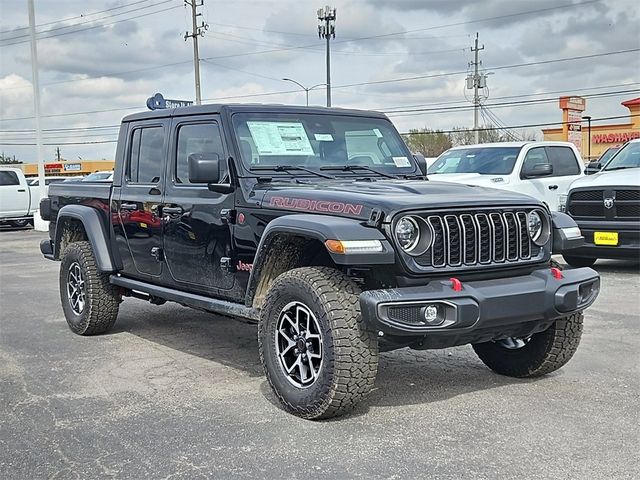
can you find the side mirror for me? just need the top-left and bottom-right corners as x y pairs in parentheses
(524, 162), (553, 178)
(584, 161), (601, 175)
(413, 153), (428, 177)
(188, 153), (220, 184)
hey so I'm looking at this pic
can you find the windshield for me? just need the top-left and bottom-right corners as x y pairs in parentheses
(428, 147), (522, 175)
(597, 146), (619, 164)
(231, 112), (416, 175)
(602, 141), (640, 171)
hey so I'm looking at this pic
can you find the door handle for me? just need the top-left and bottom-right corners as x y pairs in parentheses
(548, 185), (559, 190)
(162, 206), (183, 215)
(17, 189), (25, 192)
(120, 203), (138, 211)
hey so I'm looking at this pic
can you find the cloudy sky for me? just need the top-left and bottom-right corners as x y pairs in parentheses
(0, 0), (638, 162)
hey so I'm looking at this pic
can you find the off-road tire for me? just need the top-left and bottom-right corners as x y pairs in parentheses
(472, 312), (584, 378)
(59, 241), (120, 335)
(563, 255), (596, 268)
(258, 267), (379, 420)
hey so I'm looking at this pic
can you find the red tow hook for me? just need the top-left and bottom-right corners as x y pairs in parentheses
(550, 267), (564, 280)
(449, 277), (463, 292)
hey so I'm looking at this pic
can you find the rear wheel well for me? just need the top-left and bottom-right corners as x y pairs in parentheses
(250, 234), (335, 309)
(56, 217), (88, 258)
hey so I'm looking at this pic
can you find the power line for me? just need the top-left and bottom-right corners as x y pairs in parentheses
(383, 89), (640, 115)
(0, 0), (157, 35)
(0, 2), (182, 47)
(400, 114), (640, 136)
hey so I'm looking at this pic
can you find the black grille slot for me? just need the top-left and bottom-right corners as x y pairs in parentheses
(444, 215), (462, 266)
(476, 214), (491, 263)
(571, 190), (603, 201)
(504, 212), (519, 261)
(569, 203), (605, 218)
(460, 214), (477, 264)
(428, 216), (446, 267)
(516, 212), (531, 259)
(616, 190), (640, 201)
(490, 213), (506, 262)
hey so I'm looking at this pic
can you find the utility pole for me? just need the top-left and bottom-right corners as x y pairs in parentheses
(184, 0), (208, 105)
(317, 6), (336, 108)
(467, 33), (485, 144)
(56, 147), (61, 162)
(28, 0), (46, 231)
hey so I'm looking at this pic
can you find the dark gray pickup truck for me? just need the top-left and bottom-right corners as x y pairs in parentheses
(40, 104), (600, 419)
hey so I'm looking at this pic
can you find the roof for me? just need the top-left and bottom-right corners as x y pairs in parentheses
(621, 97), (640, 107)
(121, 103), (389, 123)
(448, 141), (576, 149)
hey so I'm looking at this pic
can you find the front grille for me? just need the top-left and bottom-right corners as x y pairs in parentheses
(411, 208), (545, 270)
(567, 188), (640, 222)
(616, 190), (640, 201)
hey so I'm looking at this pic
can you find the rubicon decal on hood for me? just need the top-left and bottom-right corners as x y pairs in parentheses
(269, 196), (364, 215)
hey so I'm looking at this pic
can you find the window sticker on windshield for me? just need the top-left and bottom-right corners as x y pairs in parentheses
(373, 128), (383, 138)
(392, 156), (411, 167)
(314, 133), (334, 141)
(247, 121), (314, 156)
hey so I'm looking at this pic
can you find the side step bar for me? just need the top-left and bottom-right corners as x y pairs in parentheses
(110, 275), (259, 322)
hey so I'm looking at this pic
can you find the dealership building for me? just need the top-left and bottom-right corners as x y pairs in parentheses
(14, 159), (115, 178)
(542, 96), (640, 161)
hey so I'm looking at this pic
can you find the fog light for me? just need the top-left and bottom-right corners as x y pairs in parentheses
(422, 304), (444, 326)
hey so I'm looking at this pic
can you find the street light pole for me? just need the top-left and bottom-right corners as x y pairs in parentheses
(582, 115), (592, 160)
(317, 6), (336, 107)
(282, 78), (327, 106)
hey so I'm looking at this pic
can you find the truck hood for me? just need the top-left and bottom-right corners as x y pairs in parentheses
(569, 167), (640, 189)
(427, 172), (511, 187)
(255, 178), (540, 221)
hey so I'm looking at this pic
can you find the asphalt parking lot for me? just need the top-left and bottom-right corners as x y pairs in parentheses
(1, 228), (638, 479)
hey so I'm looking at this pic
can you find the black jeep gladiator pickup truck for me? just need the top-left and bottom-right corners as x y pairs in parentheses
(40, 104), (600, 419)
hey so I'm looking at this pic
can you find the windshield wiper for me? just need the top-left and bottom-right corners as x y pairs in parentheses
(319, 164), (398, 179)
(250, 165), (334, 179)
(603, 166), (637, 171)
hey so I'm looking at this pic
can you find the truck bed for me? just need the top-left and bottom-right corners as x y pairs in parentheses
(47, 182), (113, 220)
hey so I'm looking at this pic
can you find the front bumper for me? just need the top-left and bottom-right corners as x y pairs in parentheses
(566, 221), (640, 259)
(360, 267), (599, 349)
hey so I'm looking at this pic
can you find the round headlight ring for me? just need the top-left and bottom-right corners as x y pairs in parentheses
(395, 216), (420, 252)
(395, 216), (434, 256)
(528, 210), (550, 246)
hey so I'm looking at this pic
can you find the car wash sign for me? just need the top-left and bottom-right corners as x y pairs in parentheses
(146, 92), (193, 110)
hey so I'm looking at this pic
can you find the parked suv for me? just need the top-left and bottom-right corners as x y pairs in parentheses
(562, 139), (640, 267)
(40, 105), (599, 419)
(428, 142), (584, 211)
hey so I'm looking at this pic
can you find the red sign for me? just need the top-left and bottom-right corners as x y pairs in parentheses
(45, 163), (63, 170)
(592, 131), (640, 144)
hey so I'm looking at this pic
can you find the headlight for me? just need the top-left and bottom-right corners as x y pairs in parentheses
(558, 194), (568, 212)
(527, 210), (550, 246)
(394, 216), (434, 255)
(395, 216), (420, 251)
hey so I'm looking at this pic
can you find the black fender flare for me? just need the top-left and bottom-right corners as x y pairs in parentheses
(551, 211), (584, 254)
(54, 205), (116, 272)
(245, 214), (394, 306)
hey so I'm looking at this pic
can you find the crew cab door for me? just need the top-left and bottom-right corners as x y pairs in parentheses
(114, 121), (167, 277)
(161, 116), (235, 292)
(520, 146), (583, 210)
(0, 170), (30, 217)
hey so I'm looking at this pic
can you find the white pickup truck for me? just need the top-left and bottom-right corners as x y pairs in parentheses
(428, 141), (585, 211)
(0, 167), (38, 227)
